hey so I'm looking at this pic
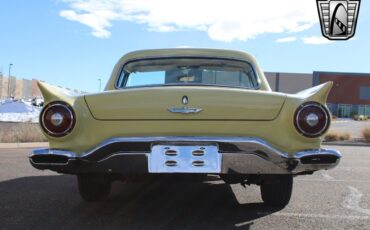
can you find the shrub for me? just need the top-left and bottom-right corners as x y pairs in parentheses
(324, 132), (351, 142)
(362, 127), (370, 142)
(339, 132), (351, 141)
(353, 115), (368, 121)
(324, 133), (339, 142)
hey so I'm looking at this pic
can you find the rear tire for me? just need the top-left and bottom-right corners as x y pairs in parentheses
(77, 174), (112, 202)
(260, 175), (293, 207)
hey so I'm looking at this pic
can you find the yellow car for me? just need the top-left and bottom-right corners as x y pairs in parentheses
(30, 48), (341, 207)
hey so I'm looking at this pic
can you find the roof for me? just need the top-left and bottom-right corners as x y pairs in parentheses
(105, 48), (271, 91)
(117, 48), (257, 64)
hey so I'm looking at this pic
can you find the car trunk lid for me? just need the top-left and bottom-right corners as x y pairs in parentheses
(84, 86), (286, 121)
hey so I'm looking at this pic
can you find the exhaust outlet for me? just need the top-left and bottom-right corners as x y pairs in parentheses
(31, 154), (69, 165)
(300, 154), (339, 164)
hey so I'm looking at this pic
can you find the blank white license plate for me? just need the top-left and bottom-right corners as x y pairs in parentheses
(148, 145), (222, 173)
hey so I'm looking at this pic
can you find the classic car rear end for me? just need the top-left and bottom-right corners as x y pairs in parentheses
(29, 49), (341, 207)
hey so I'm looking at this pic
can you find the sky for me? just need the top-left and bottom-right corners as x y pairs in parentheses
(0, 0), (369, 93)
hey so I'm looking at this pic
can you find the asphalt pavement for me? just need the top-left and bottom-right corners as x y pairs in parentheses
(0, 146), (370, 229)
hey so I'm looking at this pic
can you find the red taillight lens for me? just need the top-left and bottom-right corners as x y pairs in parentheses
(294, 102), (330, 138)
(40, 102), (75, 137)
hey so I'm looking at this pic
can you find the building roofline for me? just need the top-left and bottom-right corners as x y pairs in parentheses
(264, 71), (312, 75)
(314, 71), (370, 77)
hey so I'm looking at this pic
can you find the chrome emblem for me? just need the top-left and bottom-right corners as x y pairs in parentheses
(168, 107), (203, 114)
(182, 96), (189, 105)
(168, 95), (202, 114)
(317, 0), (361, 40)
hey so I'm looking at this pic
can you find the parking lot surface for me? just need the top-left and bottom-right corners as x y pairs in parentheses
(0, 146), (369, 229)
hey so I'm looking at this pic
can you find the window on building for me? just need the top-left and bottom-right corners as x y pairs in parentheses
(326, 103), (336, 116)
(337, 104), (352, 118)
(358, 105), (370, 116)
(360, 87), (370, 100)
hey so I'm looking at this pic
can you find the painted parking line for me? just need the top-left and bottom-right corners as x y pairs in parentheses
(296, 178), (370, 183)
(339, 166), (370, 170)
(343, 186), (370, 216)
(321, 171), (335, 180)
(235, 185), (370, 226)
(253, 212), (370, 220)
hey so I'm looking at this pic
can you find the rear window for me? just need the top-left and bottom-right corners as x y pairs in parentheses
(116, 57), (259, 89)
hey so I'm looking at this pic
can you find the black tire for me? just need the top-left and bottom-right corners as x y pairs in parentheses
(77, 174), (112, 202)
(260, 175), (293, 207)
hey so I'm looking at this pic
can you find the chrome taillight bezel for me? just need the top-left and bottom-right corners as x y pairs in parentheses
(294, 102), (330, 138)
(40, 101), (76, 137)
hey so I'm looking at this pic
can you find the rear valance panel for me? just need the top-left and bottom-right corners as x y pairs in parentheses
(84, 87), (286, 121)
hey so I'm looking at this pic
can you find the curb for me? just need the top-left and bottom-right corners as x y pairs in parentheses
(323, 142), (370, 147)
(0, 142), (48, 149)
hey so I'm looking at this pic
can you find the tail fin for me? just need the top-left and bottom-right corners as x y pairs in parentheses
(37, 81), (80, 104)
(294, 82), (333, 104)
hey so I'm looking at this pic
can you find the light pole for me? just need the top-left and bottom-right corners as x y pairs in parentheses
(98, 78), (102, 92)
(8, 63), (13, 98)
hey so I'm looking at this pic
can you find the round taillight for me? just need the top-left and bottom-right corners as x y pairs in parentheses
(294, 102), (330, 138)
(40, 101), (76, 137)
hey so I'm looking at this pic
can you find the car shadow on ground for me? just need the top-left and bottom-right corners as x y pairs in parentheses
(0, 174), (283, 229)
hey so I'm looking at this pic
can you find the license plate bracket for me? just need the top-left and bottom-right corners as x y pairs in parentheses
(148, 145), (221, 173)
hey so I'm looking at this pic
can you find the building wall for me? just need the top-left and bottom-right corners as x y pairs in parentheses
(0, 76), (2, 97)
(264, 71), (370, 117)
(31, 79), (41, 97)
(22, 79), (32, 98)
(9, 77), (16, 97)
(315, 72), (370, 105)
(314, 71), (370, 117)
(278, 73), (313, 94)
(0, 76), (42, 99)
(0, 77), (9, 99)
(264, 72), (313, 93)
(264, 72), (277, 91)
(15, 78), (23, 98)
(0, 76), (85, 100)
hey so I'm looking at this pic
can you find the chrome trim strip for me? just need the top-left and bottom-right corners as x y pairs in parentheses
(167, 107), (203, 114)
(30, 148), (76, 158)
(77, 136), (290, 161)
(294, 148), (342, 159)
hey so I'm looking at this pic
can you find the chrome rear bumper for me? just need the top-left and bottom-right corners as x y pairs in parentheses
(29, 137), (341, 175)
